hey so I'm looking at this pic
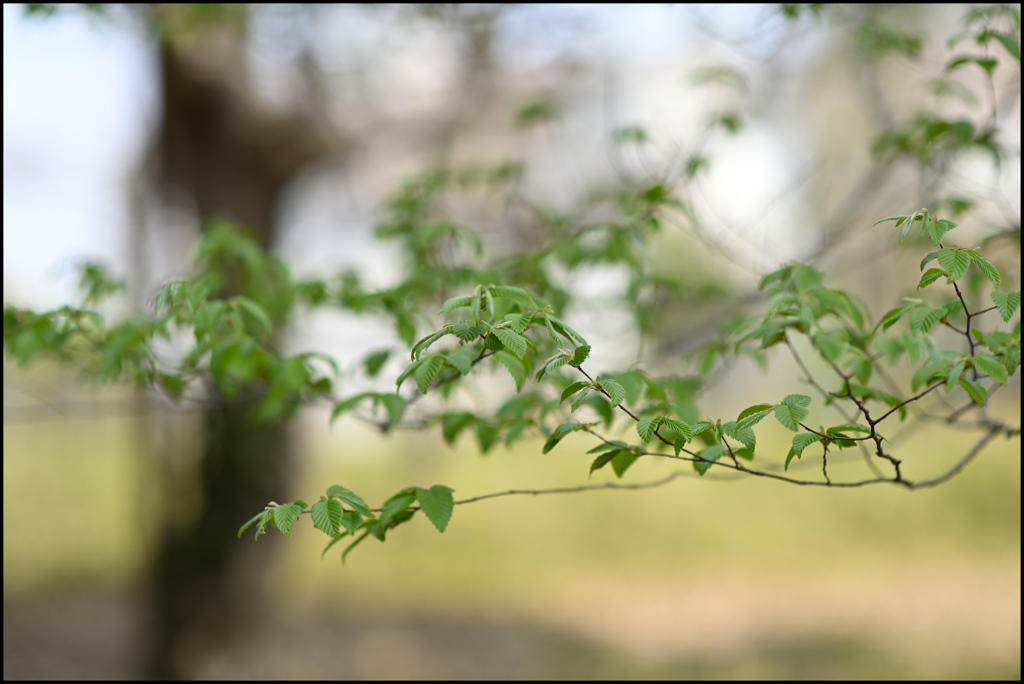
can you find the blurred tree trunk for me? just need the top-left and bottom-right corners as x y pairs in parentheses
(144, 10), (335, 678)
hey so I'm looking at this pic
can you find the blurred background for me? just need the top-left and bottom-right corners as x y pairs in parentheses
(4, 3), (1020, 679)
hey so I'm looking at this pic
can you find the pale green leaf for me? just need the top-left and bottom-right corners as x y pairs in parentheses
(415, 355), (445, 393)
(416, 485), (455, 533)
(311, 498), (344, 537)
(990, 291), (1020, 322)
(491, 328), (528, 359)
(599, 378), (626, 407)
(973, 353), (1009, 384)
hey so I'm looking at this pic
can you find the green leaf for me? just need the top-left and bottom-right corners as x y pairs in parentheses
(395, 359), (422, 389)
(380, 490), (417, 527)
(596, 378), (625, 407)
(236, 297), (273, 335)
(340, 510), (363, 536)
(662, 418), (692, 442)
(326, 485), (372, 517)
(936, 247), (970, 282)
(572, 345), (591, 366)
(451, 322), (486, 342)
(542, 421), (595, 453)
(909, 306), (944, 333)
(917, 268), (945, 289)
(442, 412), (476, 445)
(589, 451), (619, 477)
(415, 485), (455, 533)
(973, 353), (1009, 384)
(737, 404), (774, 429)
(636, 417), (659, 443)
(958, 376), (988, 406)
(536, 353), (571, 381)
(693, 445), (728, 475)
(272, 500), (308, 538)
(911, 360), (947, 391)
(415, 354), (445, 393)
(476, 421), (499, 453)
(570, 387), (591, 412)
(493, 350), (527, 391)
(446, 349), (473, 375)
(330, 393), (372, 426)
(878, 303), (913, 332)
(440, 295), (473, 316)
(990, 291), (1020, 322)
(610, 450), (639, 478)
(785, 432), (824, 470)
(489, 286), (537, 309)
(363, 350), (391, 377)
(965, 250), (1000, 289)
(773, 394), (811, 431)
(379, 393), (407, 425)
(561, 381), (591, 404)
(411, 328), (449, 360)
(238, 509), (270, 539)
(491, 328), (528, 359)
(813, 331), (847, 362)
(311, 498), (344, 537)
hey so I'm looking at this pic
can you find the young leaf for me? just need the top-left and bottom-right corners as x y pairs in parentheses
(272, 500), (308, 538)
(476, 421), (499, 453)
(491, 328), (528, 359)
(363, 350), (391, 377)
(489, 286), (537, 309)
(494, 351), (527, 391)
(636, 417), (659, 443)
(972, 353), (1009, 384)
(442, 412), (476, 445)
(378, 393), (406, 425)
(572, 345), (591, 366)
(415, 485), (455, 533)
(440, 295), (473, 316)
(536, 354), (570, 381)
(917, 268), (945, 289)
(589, 451), (619, 477)
(693, 445), (728, 475)
(411, 328), (450, 360)
(561, 381), (591, 404)
(785, 432), (824, 470)
(451, 322), (486, 342)
(990, 291), (1020, 322)
(958, 376), (988, 406)
(736, 405), (773, 430)
(610, 450), (639, 478)
(326, 485), (372, 517)
(331, 393), (372, 426)
(395, 359), (422, 390)
(238, 509), (270, 539)
(965, 250), (1000, 289)
(662, 418), (692, 442)
(773, 394), (811, 431)
(380, 490), (417, 527)
(936, 247), (970, 282)
(415, 354), (445, 393)
(542, 421), (596, 454)
(598, 378), (626, 407)
(311, 498), (344, 537)
(236, 297), (273, 335)
(570, 386), (591, 412)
